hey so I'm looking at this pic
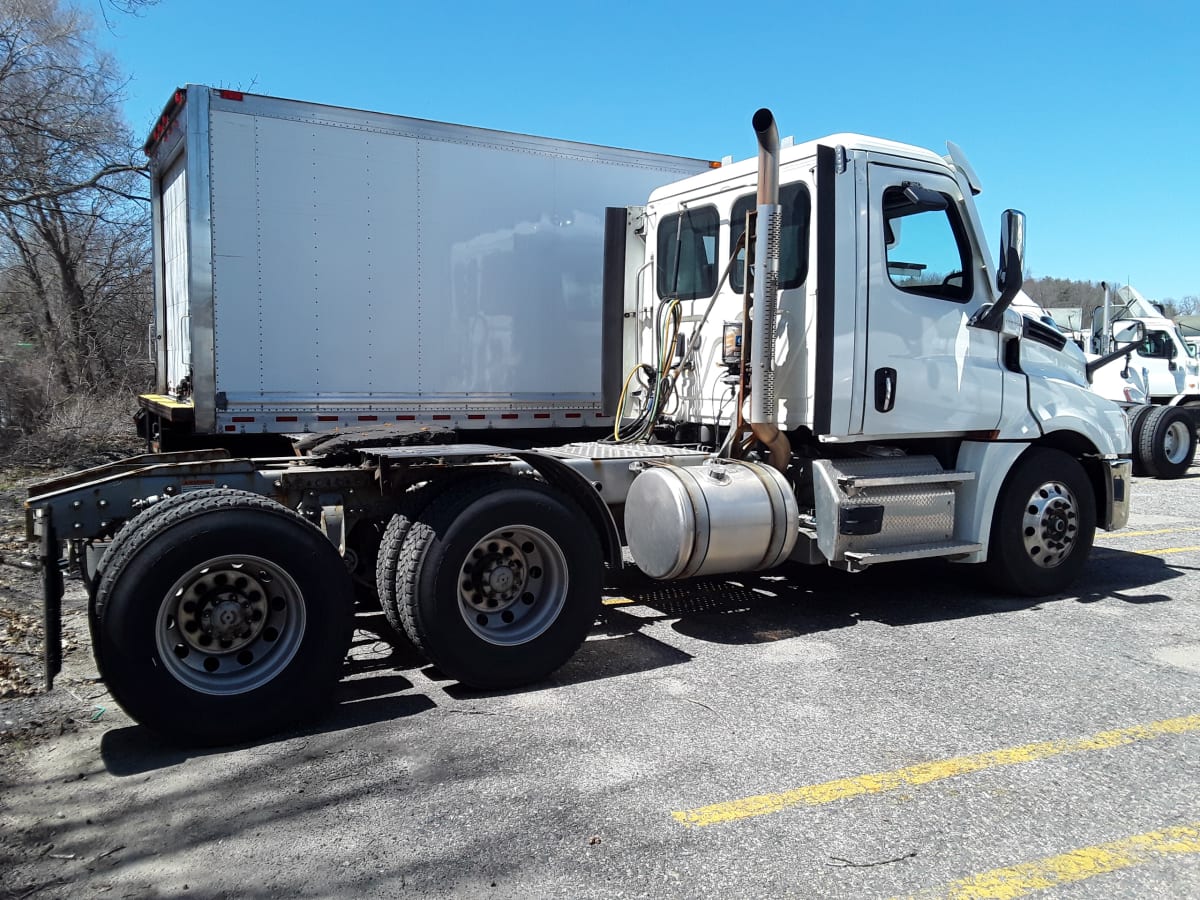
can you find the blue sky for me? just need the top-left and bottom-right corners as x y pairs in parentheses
(97, 0), (1199, 300)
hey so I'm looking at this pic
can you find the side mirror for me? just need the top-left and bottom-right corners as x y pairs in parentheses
(973, 209), (1026, 331)
(1086, 320), (1145, 381)
(1113, 322), (1140, 343)
(1119, 321), (1146, 344)
(996, 209), (1026, 300)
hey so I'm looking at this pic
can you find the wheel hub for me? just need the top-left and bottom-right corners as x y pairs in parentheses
(462, 537), (529, 611)
(156, 555), (306, 695)
(207, 598), (250, 640)
(485, 564), (517, 596)
(456, 525), (568, 646)
(1022, 481), (1079, 569)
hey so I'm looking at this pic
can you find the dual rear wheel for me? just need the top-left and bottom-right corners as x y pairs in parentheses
(380, 477), (602, 689)
(94, 478), (601, 744)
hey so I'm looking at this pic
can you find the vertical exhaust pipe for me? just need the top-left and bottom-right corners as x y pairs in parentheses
(749, 109), (790, 472)
(1099, 281), (1112, 356)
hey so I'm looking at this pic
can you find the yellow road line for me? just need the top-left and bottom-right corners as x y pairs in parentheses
(1135, 546), (1200, 556)
(672, 714), (1200, 828)
(1097, 526), (1200, 540)
(899, 822), (1200, 899)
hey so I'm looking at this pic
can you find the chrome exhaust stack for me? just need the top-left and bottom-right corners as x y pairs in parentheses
(748, 108), (790, 472)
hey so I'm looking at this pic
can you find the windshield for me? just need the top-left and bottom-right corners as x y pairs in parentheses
(1178, 327), (1199, 358)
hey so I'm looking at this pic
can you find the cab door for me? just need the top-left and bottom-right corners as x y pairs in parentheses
(859, 164), (1003, 437)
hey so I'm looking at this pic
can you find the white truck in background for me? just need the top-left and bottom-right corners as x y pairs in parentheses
(25, 89), (1132, 745)
(1088, 283), (1199, 477)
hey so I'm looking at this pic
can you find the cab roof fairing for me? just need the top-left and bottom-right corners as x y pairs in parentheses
(645, 132), (950, 206)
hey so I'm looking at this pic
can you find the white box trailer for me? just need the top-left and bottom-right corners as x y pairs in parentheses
(141, 85), (712, 444)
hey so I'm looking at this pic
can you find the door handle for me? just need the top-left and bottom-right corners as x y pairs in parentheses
(875, 367), (897, 413)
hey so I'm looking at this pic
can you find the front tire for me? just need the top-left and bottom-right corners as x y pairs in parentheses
(985, 448), (1097, 597)
(396, 477), (601, 689)
(95, 492), (353, 745)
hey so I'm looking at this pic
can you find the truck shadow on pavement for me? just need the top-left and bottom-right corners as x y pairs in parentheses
(98, 547), (1182, 770)
(600, 547), (1182, 646)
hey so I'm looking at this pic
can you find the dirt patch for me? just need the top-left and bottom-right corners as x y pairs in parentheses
(0, 463), (122, 759)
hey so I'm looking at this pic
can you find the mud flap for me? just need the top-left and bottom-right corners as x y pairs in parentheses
(39, 512), (63, 690)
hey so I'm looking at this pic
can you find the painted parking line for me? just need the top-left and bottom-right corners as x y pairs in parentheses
(672, 714), (1200, 828)
(897, 822), (1200, 900)
(1096, 526), (1200, 540)
(1135, 545), (1200, 556)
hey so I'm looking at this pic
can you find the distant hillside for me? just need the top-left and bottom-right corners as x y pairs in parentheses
(1022, 277), (1105, 316)
(1022, 276), (1197, 324)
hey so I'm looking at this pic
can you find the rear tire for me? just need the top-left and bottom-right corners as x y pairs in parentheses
(1136, 405), (1197, 478)
(396, 477), (601, 689)
(985, 448), (1096, 597)
(376, 475), (507, 650)
(90, 488), (250, 666)
(1128, 405), (1157, 477)
(95, 492), (353, 745)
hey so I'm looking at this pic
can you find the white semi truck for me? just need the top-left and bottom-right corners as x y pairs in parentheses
(26, 89), (1131, 745)
(1088, 283), (1199, 477)
(1011, 288), (1197, 479)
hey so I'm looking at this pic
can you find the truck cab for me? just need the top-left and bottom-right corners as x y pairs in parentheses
(1091, 284), (1200, 405)
(611, 126), (1130, 588)
(626, 131), (1127, 460)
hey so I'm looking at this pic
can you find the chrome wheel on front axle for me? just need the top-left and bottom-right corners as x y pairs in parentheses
(1021, 479), (1080, 569)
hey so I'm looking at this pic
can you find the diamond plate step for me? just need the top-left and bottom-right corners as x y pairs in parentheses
(838, 470), (975, 490)
(842, 540), (982, 570)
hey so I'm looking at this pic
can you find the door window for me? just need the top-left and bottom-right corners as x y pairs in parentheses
(882, 185), (972, 302)
(1137, 329), (1177, 359)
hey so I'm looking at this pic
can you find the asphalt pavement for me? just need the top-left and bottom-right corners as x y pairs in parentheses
(3, 464), (1199, 899)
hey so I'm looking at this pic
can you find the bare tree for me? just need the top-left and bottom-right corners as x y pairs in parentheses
(0, 0), (151, 430)
(0, 0), (151, 209)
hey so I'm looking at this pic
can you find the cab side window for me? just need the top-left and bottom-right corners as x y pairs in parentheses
(882, 185), (972, 302)
(657, 206), (719, 300)
(1138, 330), (1176, 359)
(730, 182), (811, 294)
